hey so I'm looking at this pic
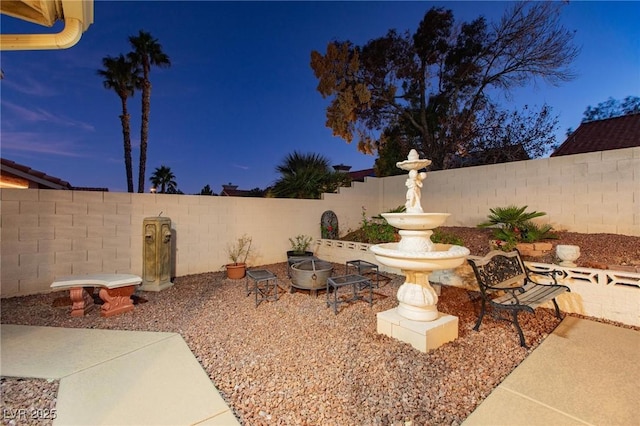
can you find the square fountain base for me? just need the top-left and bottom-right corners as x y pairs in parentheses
(377, 308), (458, 352)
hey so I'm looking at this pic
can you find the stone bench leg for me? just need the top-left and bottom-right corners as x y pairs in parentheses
(69, 287), (96, 317)
(99, 285), (136, 317)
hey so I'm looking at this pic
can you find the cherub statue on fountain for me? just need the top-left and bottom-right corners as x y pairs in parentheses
(405, 169), (428, 213)
(397, 149), (431, 214)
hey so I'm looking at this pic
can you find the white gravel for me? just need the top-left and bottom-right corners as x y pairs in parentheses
(1, 262), (565, 425)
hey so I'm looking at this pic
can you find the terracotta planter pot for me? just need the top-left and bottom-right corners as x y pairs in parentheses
(226, 263), (246, 279)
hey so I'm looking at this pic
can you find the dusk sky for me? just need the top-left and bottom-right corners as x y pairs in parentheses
(1, 1), (638, 194)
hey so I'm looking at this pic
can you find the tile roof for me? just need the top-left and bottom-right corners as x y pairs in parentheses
(1, 157), (71, 189)
(551, 113), (640, 157)
(348, 168), (375, 182)
(0, 158), (108, 191)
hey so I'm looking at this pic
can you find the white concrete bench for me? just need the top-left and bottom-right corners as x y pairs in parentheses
(50, 274), (142, 317)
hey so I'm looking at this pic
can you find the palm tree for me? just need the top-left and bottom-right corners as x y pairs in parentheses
(149, 165), (177, 194)
(97, 54), (140, 193)
(271, 151), (351, 199)
(128, 30), (171, 193)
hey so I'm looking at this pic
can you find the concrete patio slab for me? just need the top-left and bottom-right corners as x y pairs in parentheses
(0, 325), (239, 426)
(0, 325), (174, 379)
(463, 316), (639, 425)
(55, 334), (232, 425)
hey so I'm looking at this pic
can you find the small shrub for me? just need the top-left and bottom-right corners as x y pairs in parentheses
(431, 228), (464, 246)
(289, 234), (313, 254)
(227, 234), (252, 264)
(360, 207), (401, 244)
(521, 221), (558, 242)
(478, 205), (556, 250)
(478, 205), (546, 231)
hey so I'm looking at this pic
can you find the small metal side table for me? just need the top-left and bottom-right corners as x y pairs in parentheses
(246, 269), (279, 307)
(346, 260), (380, 288)
(326, 274), (373, 314)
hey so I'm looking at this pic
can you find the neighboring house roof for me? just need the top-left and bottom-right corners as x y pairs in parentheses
(348, 168), (376, 182)
(1, 158), (71, 189)
(220, 184), (252, 197)
(0, 158), (108, 191)
(551, 113), (640, 157)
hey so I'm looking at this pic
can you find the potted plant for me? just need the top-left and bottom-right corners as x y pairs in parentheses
(287, 234), (314, 258)
(225, 234), (252, 279)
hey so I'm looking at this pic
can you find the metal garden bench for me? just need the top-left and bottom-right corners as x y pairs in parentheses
(467, 250), (570, 347)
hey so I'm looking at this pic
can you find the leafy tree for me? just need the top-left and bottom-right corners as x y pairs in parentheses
(166, 187), (184, 194)
(246, 187), (267, 197)
(373, 126), (412, 177)
(449, 104), (558, 167)
(199, 184), (215, 196)
(128, 31), (171, 193)
(582, 96), (640, 122)
(270, 151), (351, 199)
(150, 165), (178, 194)
(97, 54), (140, 193)
(310, 1), (578, 170)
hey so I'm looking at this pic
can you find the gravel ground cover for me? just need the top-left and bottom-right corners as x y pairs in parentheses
(2, 262), (566, 425)
(2, 228), (639, 425)
(440, 227), (640, 269)
(1, 378), (58, 426)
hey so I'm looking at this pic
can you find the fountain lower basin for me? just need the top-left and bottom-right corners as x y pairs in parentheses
(370, 243), (470, 270)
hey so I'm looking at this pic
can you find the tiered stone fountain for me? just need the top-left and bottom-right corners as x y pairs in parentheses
(370, 150), (470, 352)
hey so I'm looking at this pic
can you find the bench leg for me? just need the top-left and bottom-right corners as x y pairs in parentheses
(511, 311), (528, 348)
(99, 286), (135, 317)
(473, 299), (487, 331)
(69, 287), (95, 317)
(552, 298), (562, 319)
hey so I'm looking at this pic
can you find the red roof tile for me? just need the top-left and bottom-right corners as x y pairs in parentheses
(1, 158), (71, 189)
(348, 168), (375, 181)
(551, 114), (640, 157)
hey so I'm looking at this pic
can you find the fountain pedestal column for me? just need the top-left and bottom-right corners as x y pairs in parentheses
(396, 271), (439, 321)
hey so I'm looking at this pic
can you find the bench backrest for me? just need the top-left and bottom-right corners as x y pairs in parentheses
(467, 250), (527, 294)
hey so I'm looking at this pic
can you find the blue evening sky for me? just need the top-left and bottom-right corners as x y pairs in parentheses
(1, 1), (638, 194)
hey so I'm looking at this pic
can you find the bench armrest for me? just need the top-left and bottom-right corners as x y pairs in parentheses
(525, 268), (563, 285)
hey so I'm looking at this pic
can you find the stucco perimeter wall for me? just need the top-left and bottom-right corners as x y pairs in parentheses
(379, 147), (639, 236)
(0, 184), (382, 297)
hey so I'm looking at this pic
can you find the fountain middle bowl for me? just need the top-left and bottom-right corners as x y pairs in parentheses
(369, 243), (470, 271)
(382, 213), (451, 230)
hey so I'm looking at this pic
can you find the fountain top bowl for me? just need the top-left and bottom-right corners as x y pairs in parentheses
(396, 149), (432, 171)
(382, 212), (450, 230)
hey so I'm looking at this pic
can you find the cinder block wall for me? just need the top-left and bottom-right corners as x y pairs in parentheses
(381, 147), (639, 235)
(0, 183), (382, 297)
(1, 147), (637, 297)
